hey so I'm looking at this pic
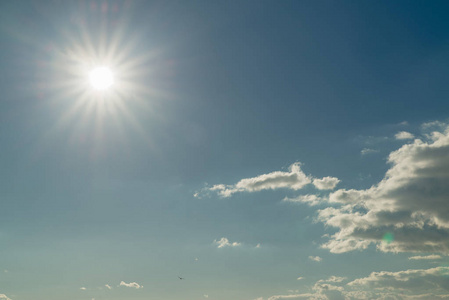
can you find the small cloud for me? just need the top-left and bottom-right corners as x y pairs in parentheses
(105, 284), (112, 290)
(308, 256), (322, 262)
(4, 270), (8, 273)
(255, 243), (261, 248)
(399, 121), (409, 126)
(0, 296), (11, 300)
(214, 237), (241, 248)
(119, 281), (142, 289)
(204, 295), (209, 298)
(283, 194), (326, 206)
(408, 255), (442, 260)
(297, 277), (304, 280)
(361, 148), (379, 156)
(80, 287), (87, 290)
(313, 177), (340, 190)
(195, 258), (199, 261)
(395, 131), (414, 140)
(324, 276), (346, 283)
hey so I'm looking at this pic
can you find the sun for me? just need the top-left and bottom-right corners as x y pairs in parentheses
(89, 67), (114, 90)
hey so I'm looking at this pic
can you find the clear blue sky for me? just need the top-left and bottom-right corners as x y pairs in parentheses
(1, 1), (449, 299)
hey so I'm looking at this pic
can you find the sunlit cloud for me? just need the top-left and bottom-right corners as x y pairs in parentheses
(0, 295), (12, 300)
(214, 237), (241, 248)
(408, 255), (442, 260)
(312, 177), (340, 190)
(80, 287), (87, 290)
(105, 284), (112, 290)
(119, 281), (142, 289)
(198, 162), (339, 198)
(318, 123), (449, 254)
(395, 131), (415, 140)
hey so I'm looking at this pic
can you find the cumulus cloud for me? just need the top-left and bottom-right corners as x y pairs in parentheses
(214, 237), (241, 248)
(313, 177), (340, 190)
(408, 254), (442, 260)
(119, 281), (142, 289)
(348, 267), (449, 294)
(395, 131), (415, 140)
(264, 267), (449, 300)
(308, 256), (322, 262)
(319, 125), (449, 254)
(197, 163), (340, 198)
(0, 295), (11, 300)
(208, 163), (312, 197)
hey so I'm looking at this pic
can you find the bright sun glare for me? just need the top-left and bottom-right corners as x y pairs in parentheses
(89, 67), (114, 90)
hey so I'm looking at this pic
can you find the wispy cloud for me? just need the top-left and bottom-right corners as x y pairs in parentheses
(214, 237), (241, 248)
(408, 254), (442, 260)
(308, 256), (322, 262)
(105, 284), (112, 290)
(395, 131), (415, 140)
(80, 287), (87, 290)
(283, 194), (327, 206)
(119, 281), (142, 289)
(361, 148), (379, 155)
(0, 295), (12, 300)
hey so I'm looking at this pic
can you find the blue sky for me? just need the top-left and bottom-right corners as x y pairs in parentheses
(1, 1), (449, 299)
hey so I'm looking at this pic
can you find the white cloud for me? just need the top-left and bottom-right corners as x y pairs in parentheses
(207, 163), (312, 197)
(395, 131), (415, 140)
(297, 277), (304, 280)
(80, 287), (87, 290)
(318, 125), (449, 254)
(119, 281), (142, 289)
(214, 237), (241, 248)
(283, 194), (326, 206)
(0, 295), (11, 300)
(408, 254), (442, 260)
(264, 267), (449, 300)
(203, 295), (209, 298)
(308, 256), (322, 262)
(105, 284), (112, 290)
(348, 267), (449, 293)
(313, 177), (340, 190)
(255, 243), (261, 248)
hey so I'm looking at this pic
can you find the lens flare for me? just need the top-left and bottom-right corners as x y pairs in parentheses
(382, 232), (394, 244)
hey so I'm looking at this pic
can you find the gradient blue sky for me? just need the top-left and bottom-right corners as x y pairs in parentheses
(1, 1), (449, 299)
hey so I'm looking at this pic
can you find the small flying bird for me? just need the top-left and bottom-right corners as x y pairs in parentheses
(178, 276), (185, 280)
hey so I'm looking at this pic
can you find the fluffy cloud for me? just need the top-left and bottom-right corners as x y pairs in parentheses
(199, 163), (340, 198)
(319, 125), (449, 254)
(214, 237), (241, 248)
(119, 281), (142, 289)
(308, 256), (322, 262)
(0, 295), (11, 300)
(395, 131), (415, 140)
(348, 267), (449, 295)
(264, 267), (449, 300)
(313, 177), (340, 190)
